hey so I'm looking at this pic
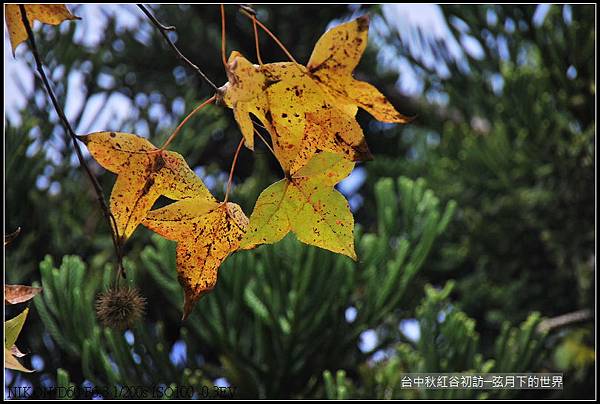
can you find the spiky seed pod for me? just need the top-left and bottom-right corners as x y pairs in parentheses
(95, 286), (146, 330)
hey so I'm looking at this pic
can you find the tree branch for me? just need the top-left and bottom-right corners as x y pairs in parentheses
(537, 309), (593, 333)
(19, 5), (125, 278)
(137, 4), (219, 91)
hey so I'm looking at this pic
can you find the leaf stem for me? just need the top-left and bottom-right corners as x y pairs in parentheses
(224, 138), (245, 203)
(160, 95), (216, 150)
(252, 16), (264, 65)
(18, 5), (125, 278)
(240, 7), (298, 64)
(220, 4), (228, 68)
(137, 4), (218, 91)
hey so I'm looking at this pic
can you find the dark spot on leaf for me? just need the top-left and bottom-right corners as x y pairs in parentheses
(153, 153), (166, 172)
(357, 15), (370, 32)
(263, 78), (281, 90)
(265, 110), (274, 124)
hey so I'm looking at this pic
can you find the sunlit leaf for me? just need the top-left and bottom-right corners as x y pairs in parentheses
(307, 15), (410, 123)
(240, 152), (356, 259)
(143, 198), (248, 319)
(4, 4), (79, 54)
(222, 51), (274, 151)
(222, 15), (410, 173)
(80, 131), (215, 242)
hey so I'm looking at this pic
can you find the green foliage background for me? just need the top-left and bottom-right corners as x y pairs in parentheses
(4, 4), (595, 399)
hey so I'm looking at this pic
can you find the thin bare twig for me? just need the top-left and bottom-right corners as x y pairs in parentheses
(19, 5), (125, 279)
(223, 138), (245, 203)
(137, 4), (218, 91)
(160, 95), (216, 150)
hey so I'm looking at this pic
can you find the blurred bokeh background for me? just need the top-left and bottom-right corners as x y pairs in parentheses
(4, 4), (595, 399)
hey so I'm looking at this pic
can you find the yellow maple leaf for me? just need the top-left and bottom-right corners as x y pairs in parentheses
(240, 152), (356, 260)
(221, 15), (410, 173)
(221, 52), (273, 151)
(261, 61), (372, 173)
(4, 4), (79, 53)
(306, 15), (410, 123)
(142, 199), (248, 319)
(222, 54), (369, 173)
(80, 131), (215, 242)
